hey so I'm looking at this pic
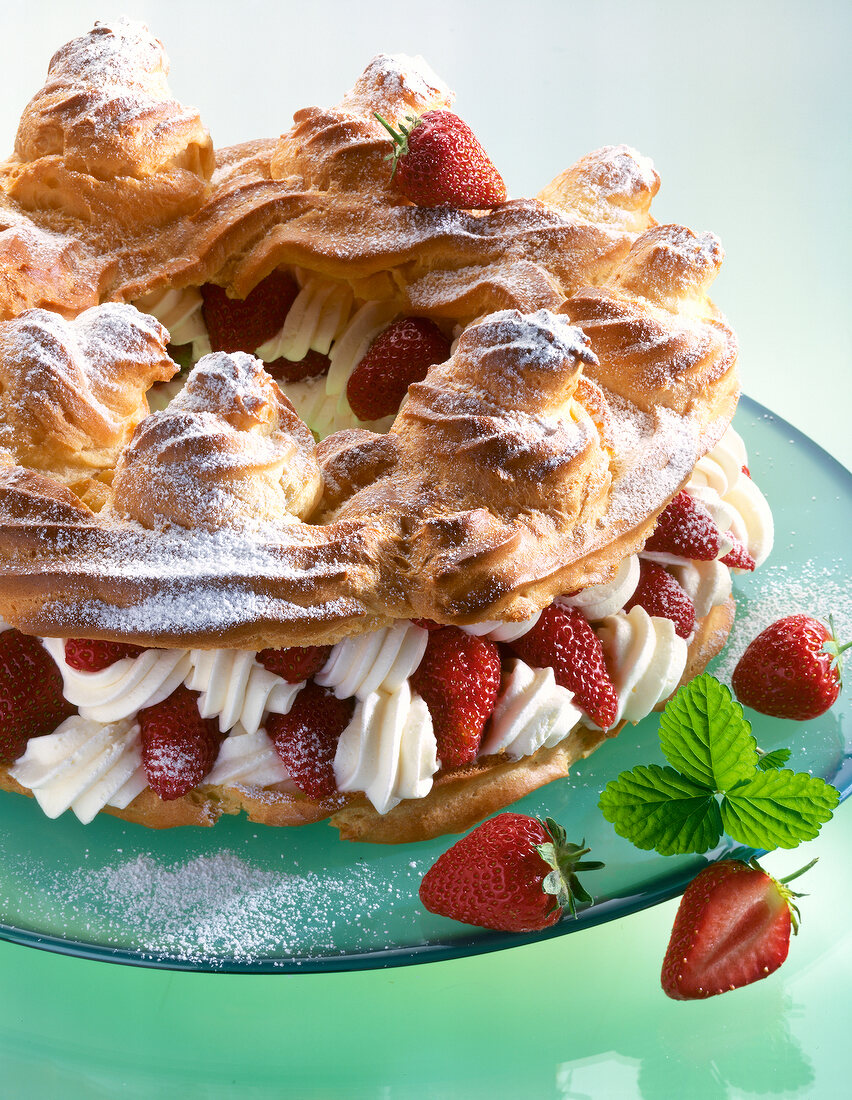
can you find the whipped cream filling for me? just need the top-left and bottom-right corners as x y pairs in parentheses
(134, 286), (211, 360)
(185, 649), (302, 734)
(316, 622), (429, 702)
(334, 681), (438, 815)
(559, 554), (641, 621)
(595, 606), (687, 725)
(668, 558), (732, 619)
(9, 715), (147, 823)
(42, 639), (192, 724)
(203, 724), (294, 789)
(257, 274), (354, 361)
(461, 610), (542, 642)
(481, 659), (582, 759)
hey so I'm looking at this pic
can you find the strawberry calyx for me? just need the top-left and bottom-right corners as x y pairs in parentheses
(535, 817), (605, 918)
(747, 856), (816, 935)
(822, 615), (852, 688)
(374, 112), (422, 178)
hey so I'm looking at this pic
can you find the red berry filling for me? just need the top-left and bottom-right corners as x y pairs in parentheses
(256, 645), (332, 683)
(64, 638), (147, 672)
(266, 682), (354, 800)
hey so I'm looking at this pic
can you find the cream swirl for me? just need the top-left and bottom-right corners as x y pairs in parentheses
(333, 682), (437, 814)
(42, 639), (191, 723)
(480, 659), (582, 759)
(559, 555), (641, 621)
(134, 286), (211, 358)
(461, 610), (542, 642)
(283, 375), (394, 438)
(316, 622), (429, 701)
(257, 275), (354, 361)
(9, 715), (147, 823)
(595, 606), (687, 725)
(203, 724), (295, 789)
(185, 650), (302, 734)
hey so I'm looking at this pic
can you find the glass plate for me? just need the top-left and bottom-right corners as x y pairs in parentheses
(1, 397), (849, 973)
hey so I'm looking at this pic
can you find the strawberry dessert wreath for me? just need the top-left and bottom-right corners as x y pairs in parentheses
(0, 20), (774, 841)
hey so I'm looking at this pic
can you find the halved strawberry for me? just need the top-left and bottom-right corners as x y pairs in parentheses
(346, 317), (450, 421)
(256, 645), (332, 683)
(64, 638), (146, 672)
(266, 681), (354, 800)
(661, 858), (809, 999)
(201, 270), (299, 354)
(0, 629), (76, 763)
(410, 627), (501, 767)
(265, 349), (331, 384)
(720, 535), (756, 571)
(624, 561), (695, 639)
(645, 491), (725, 561)
(508, 604), (619, 729)
(139, 685), (222, 801)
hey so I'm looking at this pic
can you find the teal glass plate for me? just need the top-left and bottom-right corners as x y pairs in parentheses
(0, 397), (849, 973)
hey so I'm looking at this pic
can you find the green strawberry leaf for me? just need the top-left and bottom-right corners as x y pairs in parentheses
(598, 765), (723, 856)
(658, 674), (757, 789)
(757, 747), (792, 771)
(722, 770), (840, 849)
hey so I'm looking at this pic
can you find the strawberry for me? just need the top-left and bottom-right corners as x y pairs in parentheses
(201, 269), (299, 354)
(139, 685), (222, 801)
(346, 317), (450, 422)
(64, 638), (146, 672)
(0, 629), (75, 764)
(508, 604), (619, 729)
(265, 349), (330, 384)
(419, 813), (603, 932)
(266, 681), (354, 800)
(732, 614), (849, 720)
(645, 490), (726, 561)
(661, 858), (811, 1000)
(256, 644), (332, 683)
(410, 618), (443, 631)
(625, 561), (695, 639)
(720, 534), (756, 571)
(409, 626), (501, 767)
(375, 110), (507, 209)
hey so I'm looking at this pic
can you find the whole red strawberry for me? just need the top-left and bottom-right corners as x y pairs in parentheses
(346, 317), (450, 422)
(375, 110), (507, 209)
(139, 685), (222, 801)
(64, 638), (146, 672)
(201, 269), (299, 354)
(508, 604), (619, 729)
(732, 615), (848, 720)
(661, 858), (809, 999)
(625, 561), (695, 639)
(0, 629), (76, 763)
(419, 813), (603, 932)
(256, 644), (332, 683)
(409, 627), (501, 767)
(266, 681), (354, 800)
(645, 490), (726, 561)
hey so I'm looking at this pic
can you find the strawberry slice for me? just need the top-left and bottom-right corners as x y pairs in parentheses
(201, 270), (299, 354)
(266, 682), (354, 800)
(645, 491), (726, 561)
(139, 685), (222, 801)
(256, 645), (332, 683)
(409, 627), (501, 767)
(661, 858), (808, 999)
(64, 638), (146, 672)
(346, 317), (450, 422)
(720, 534), (756, 571)
(0, 629), (76, 763)
(376, 110), (507, 210)
(624, 561), (696, 639)
(419, 813), (604, 932)
(508, 604), (619, 729)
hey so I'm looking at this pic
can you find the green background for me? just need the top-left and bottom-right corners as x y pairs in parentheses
(1, 1), (850, 1096)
